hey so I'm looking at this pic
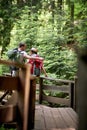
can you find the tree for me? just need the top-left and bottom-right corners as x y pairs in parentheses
(0, 0), (13, 55)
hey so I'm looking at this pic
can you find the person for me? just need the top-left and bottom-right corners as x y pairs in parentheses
(27, 47), (47, 77)
(8, 42), (44, 77)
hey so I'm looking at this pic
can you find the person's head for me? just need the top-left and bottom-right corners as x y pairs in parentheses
(30, 47), (38, 55)
(18, 42), (26, 51)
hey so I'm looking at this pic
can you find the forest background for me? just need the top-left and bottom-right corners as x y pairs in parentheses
(0, 0), (87, 80)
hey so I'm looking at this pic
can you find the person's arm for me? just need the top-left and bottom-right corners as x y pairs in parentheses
(42, 66), (48, 77)
(24, 54), (44, 61)
(40, 60), (47, 77)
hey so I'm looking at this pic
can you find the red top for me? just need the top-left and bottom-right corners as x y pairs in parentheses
(28, 54), (43, 74)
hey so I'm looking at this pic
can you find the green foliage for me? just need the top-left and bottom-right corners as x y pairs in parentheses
(73, 2), (87, 48)
(37, 43), (77, 79)
(1, 0), (86, 79)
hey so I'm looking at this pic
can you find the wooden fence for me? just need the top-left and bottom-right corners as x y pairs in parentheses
(0, 59), (36, 130)
(37, 77), (75, 108)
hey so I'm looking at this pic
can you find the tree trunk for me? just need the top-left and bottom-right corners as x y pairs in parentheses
(67, 1), (74, 45)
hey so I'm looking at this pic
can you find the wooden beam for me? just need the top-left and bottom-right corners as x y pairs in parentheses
(42, 94), (70, 106)
(0, 59), (26, 68)
(0, 60), (34, 130)
(0, 105), (17, 123)
(43, 84), (70, 93)
(40, 76), (74, 84)
(0, 76), (19, 90)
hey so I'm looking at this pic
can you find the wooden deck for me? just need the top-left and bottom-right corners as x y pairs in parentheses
(34, 105), (78, 130)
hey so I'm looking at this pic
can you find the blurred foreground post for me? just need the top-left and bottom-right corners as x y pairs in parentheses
(76, 48), (87, 130)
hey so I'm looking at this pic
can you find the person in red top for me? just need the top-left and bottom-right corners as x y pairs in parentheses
(27, 48), (47, 77)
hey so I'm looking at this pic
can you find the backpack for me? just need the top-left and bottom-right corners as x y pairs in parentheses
(33, 55), (42, 76)
(7, 48), (23, 70)
(28, 54), (42, 76)
(7, 48), (18, 60)
(7, 48), (23, 62)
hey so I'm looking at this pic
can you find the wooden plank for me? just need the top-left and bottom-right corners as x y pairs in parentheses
(35, 105), (46, 130)
(0, 105), (17, 123)
(42, 94), (70, 106)
(17, 66), (31, 130)
(0, 59), (26, 68)
(65, 108), (78, 128)
(50, 107), (67, 129)
(0, 60), (35, 130)
(40, 76), (74, 84)
(34, 105), (77, 130)
(0, 76), (19, 90)
(23, 65), (31, 130)
(43, 85), (70, 93)
(41, 105), (57, 129)
(58, 108), (76, 129)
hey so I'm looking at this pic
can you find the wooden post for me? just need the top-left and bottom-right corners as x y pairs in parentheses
(76, 49), (87, 130)
(39, 77), (43, 104)
(0, 59), (36, 130)
(69, 82), (74, 108)
(74, 76), (78, 111)
(28, 78), (36, 129)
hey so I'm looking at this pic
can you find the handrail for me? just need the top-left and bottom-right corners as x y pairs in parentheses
(0, 59), (28, 69)
(40, 76), (74, 83)
(39, 76), (75, 109)
(0, 59), (36, 130)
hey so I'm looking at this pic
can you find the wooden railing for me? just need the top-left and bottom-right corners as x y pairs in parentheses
(38, 76), (75, 108)
(0, 59), (36, 130)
